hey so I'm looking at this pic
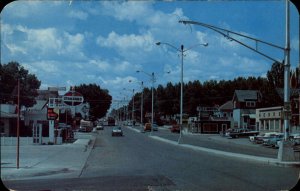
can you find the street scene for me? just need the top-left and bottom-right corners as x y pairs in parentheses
(1, 0), (300, 191)
(2, 126), (300, 190)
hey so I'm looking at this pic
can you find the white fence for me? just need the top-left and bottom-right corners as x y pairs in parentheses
(0, 136), (62, 146)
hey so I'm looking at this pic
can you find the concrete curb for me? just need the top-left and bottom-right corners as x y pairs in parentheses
(149, 135), (300, 167)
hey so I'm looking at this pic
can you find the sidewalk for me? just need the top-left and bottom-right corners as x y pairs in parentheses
(126, 126), (300, 167)
(1, 133), (96, 181)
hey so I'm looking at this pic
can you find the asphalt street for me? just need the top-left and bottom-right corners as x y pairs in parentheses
(3, 126), (300, 191)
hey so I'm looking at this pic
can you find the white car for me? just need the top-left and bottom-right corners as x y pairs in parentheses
(96, 125), (104, 130)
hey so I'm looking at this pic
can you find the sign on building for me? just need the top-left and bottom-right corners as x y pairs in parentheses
(63, 91), (84, 106)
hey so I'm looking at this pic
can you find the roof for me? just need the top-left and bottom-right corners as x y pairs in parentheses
(37, 90), (59, 100)
(219, 101), (233, 111)
(27, 100), (47, 111)
(233, 90), (261, 102)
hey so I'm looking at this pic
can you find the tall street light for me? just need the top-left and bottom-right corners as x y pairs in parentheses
(136, 70), (155, 135)
(156, 42), (208, 143)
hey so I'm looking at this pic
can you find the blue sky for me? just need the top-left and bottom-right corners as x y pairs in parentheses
(1, 0), (299, 108)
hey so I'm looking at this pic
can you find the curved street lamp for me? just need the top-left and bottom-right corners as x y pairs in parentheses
(178, 0), (291, 161)
(156, 42), (208, 143)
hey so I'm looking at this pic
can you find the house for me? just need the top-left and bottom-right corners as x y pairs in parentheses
(218, 101), (233, 119)
(191, 105), (231, 134)
(24, 99), (48, 136)
(232, 90), (262, 130)
(0, 104), (18, 136)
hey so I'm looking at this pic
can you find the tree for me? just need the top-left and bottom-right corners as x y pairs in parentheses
(267, 61), (284, 88)
(0, 61), (41, 107)
(75, 83), (112, 120)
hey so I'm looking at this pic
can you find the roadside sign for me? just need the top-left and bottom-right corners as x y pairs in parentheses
(47, 108), (59, 120)
(63, 91), (84, 106)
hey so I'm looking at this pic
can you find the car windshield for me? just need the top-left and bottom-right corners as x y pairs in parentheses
(1, 1), (299, 191)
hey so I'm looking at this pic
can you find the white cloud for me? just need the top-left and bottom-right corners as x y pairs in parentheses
(101, 1), (152, 22)
(27, 28), (63, 54)
(5, 43), (27, 55)
(97, 31), (154, 51)
(2, 23), (86, 60)
(89, 59), (110, 71)
(67, 10), (88, 20)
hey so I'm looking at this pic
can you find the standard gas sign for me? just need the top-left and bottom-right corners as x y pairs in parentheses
(63, 91), (84, 106)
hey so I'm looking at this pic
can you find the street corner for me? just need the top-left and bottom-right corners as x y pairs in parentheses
(1, 167), (76, 181)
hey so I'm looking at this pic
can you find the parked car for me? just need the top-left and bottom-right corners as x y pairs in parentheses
(112, 126), (123, 136)
(152, 123), (158, 131)
(290, 133), (300, 145)
(171, 124), (180, 133)
(262, 133), (284, 148)
(144, 123), (152, 131)
(227, 128), (259, 138)
(254, 132), (280, 144)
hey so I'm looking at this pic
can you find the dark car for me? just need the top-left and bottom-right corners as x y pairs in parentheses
(112, 126), (123, 136)
(171, 124), (180, 133)
(144, 123), (152, 131)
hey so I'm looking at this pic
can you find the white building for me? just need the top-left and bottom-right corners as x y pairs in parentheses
(256, 106), (283, 133)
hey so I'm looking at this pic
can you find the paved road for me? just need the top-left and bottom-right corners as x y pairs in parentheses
(81, 126), (299, 190)
(4, 126), (300, 190)
(141, 126), (278, 158)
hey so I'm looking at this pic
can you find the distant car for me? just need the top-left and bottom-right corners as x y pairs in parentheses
(78, 128), (87, 132)
(78, 127), (91, 132)
(144, 123), (152, 131)
(170, 124), (180, 133)
(112, 126), (123, 136)
(96, 125), (104, 130)
(152, 124), (158, 131)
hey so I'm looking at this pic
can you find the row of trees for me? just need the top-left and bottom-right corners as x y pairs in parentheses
(0, 62), (112, 120)
(114, 62), (295, 121)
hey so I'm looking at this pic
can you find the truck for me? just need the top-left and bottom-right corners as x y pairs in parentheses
(79, 119), (93, 132)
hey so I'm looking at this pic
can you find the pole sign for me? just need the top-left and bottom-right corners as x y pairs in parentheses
(63, 91), (84, 106)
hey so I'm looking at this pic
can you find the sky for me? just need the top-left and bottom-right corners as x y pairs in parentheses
(1, 0), (299, 109)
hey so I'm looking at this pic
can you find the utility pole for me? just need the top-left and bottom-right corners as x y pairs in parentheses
(17, 79), (20, 169)
(283, 0), (291, 141)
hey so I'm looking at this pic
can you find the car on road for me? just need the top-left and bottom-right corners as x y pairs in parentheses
(96, 125), (104, 130)
(112, 126), (123, 136)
